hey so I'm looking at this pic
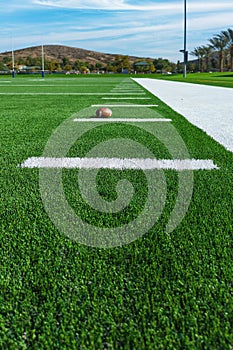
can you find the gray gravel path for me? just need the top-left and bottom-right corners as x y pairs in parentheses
(134, 78), (233, 153)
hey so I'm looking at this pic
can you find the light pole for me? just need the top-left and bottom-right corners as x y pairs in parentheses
(41, 44), (45, 78)
(183, 0), (187, 78)
(180, 0), (188, 78)
(12, 38), (15, 78)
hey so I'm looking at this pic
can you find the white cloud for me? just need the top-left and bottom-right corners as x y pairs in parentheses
(0, 0), (38, 12)
(33, 0), (233, 13)
(33, 0), (181, 11)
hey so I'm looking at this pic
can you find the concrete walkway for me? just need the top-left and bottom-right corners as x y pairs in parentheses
(134, 78), (233, 153)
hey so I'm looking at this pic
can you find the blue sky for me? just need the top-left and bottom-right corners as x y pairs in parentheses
(1, 0), (233, 62)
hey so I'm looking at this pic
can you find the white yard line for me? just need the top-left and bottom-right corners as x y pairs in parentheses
(73, 118), (171, 122)
(19, 157), (218, 170)
(91, 104), (158, 107)
(111, 91), (143, 93)
(134, 78), (233, 153)
(101, 97), (151, 100)
(112, 86), (143, 89)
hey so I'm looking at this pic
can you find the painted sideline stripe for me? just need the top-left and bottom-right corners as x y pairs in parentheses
(73, 118), (171, 122)
(92, 104), (158, 107)
(19, 157), (218, 170)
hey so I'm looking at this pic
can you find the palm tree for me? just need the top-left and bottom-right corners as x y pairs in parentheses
(190, 46), (205, 71)
(221, 28), (233, 71)
(201, 45), (213, 72)
(209, 34), (228, 72)
(190, 47), (200, 71)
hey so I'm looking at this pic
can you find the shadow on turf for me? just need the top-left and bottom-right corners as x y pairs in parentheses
(213, 74), (233, 78)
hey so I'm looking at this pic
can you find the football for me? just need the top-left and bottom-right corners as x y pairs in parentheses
(96, 107), (112, 118)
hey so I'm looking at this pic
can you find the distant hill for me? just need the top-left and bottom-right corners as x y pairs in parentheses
(0, 44), (153, 67)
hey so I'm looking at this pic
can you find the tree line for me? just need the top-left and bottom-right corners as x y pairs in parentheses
(0, 52), (176, 74)
(190, 28), (233, 72)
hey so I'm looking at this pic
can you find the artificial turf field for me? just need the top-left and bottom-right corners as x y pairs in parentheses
(0, 74), (233, 349)
(150, 71), (233, 88)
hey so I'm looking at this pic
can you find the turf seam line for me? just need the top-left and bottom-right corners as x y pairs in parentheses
(0, 92), (146, 95)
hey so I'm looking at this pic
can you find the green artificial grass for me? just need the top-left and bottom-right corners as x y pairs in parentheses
(0, 75), (232, 349)
(144, 71), (233, 88)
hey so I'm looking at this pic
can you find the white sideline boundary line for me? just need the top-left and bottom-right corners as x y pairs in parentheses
(73, 118), (171, 122)
(91, 104), (158, 107)
(19, 157), (219, 170)
(134, 78), (233, 153)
